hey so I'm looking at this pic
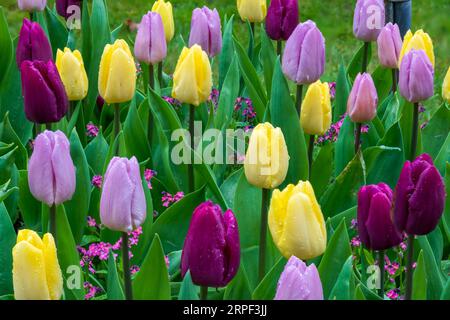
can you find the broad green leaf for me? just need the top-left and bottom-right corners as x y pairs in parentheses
(178, 271), (199, 300)
(334, 116), (355, 176)
(0, 203), (15, 295)
(85, 130), (109, 174)
(17, 170), (41, 230)
(0, 113), (28, 170)
(364, 144), (403, 189)
(333, 63), (350, 121)
(412, 251), (427, 300)
(44, 7), (68, 57)
(311, 143), (333, 198)
(107, 250), (125, 300)
(252, 257), (287, 300)
(329, 256), (354, 300)
(219, 15), (235, 90)
(260, 28), (276, 96)
(422, 104), (450, 159)
(347, 42), (372, 81)
(435, 132), (450, 176)
(417, 236), (445, 299)
(215, 56), (240, 129)
(224, 265), (252, 300)
(372, 66), (393, 104)
(0, 7), (12, 85)
(441, 277), (450, 300)
(123, 98), (151, 162)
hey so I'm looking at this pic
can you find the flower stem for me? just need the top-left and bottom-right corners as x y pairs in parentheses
(379, 250), (385, 298)
(250, 22), (255, 37)
(410, 103), (419, 160)
(45, 123), (52, 131)
(296, 85), (303, 116)
(258, 188), (269, 282)
(113, 104), (120, 155)
(188, 105), (195, 193)
(158, 61), (163, 87)
(405, 235), (414, 300)
(392, 69), (397, 93)
(49, 204), (56, 245)
(147, 64), (154, 145)
(277, 40), (282, 59)
(354, 123), (362, 154)
(308, 135), (315, 180)
(122, 232), (133, 300)
(362, 42), (369, 73)
(29, 12), (34, 22)
(200, 286), (208, 300)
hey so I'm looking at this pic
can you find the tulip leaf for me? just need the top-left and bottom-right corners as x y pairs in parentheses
(354, 285), (367, 300)
(85, 130), (109, 175)
(252, 257), (287, 300)
(0, 7), (12, 86)
(0, 147), (19, 221)
(260, 28), (276, 97)
(106, 250), (125, 300)
(412, 251), (427, 300)
(17, 170), (41, 230)
(0, 179), (17, 204)
(0, 113), (28, 170)
(219, 168), (243, 211)
(334, 62), (351, 121)
(123, 97), (151, 162)
(417, 235), (445, 300)
(219, 15), (235, 90)
(435, 132), (450, 176)
(442, 163), (450, 242)
(0, 202), (15, 295)
(380, 93), (400, 130)
(133, 234), (170, 300)
(215, 56), (240, 129)
(372, 66), (393, 104)
(44, 7), (69, 58)
(329, 206), (357, 230)
(422, 104), (450, 159)
(347, 42), (372, 81)
(178, 271), (199, 300)
(224, 264), (252, 300)
(441, 277), (450, 300)
(399, 101), (423, 160)
(311, 143), (334, 198)
(364, 144), (403, 189)
(334, 115), (355, 176)
(328, 256), (354, 300)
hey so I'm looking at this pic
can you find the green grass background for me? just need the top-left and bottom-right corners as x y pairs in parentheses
(3, 0), (450, 84)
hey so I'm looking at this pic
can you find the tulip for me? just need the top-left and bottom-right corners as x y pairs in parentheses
(152, 0), (174, 42)
(265, 0), (299, 41)
(189, 7), (222, 57)
(398, 29), (434, 68)
(181, 201), (240, 288)
(16, 18), (53, 67)
(28, 130), (76, 206)
(282, 20), (325, 85)
(353, 0), (385, 42)
(357, 183), (402, 250)
(443, 67), (450, 103)
(347, 73), (378, 123)
(134, 12), (167, 65)
(56, 48), (88, 101)
(244, 122), (289, 189)
(100, 156), (146, 233)
(274, 256), (323, 300)
(12, 230), (63, 300)
(56, 0), (81, 19)
(300, 80), (332, 135)
(172, 45), (212, 106)
(394, 154), (446, 235)
(237, 0), (267, 23)
(268, 181), (327, 260)
(21, 60), (69, 124)
(18, 0), (46, 12)
(377, 23), (402, 69)
(98, 39), (137, 104)
(399, 49), (434, 104)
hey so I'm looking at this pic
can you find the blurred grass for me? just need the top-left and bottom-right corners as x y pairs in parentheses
(3, 0), (450, 84)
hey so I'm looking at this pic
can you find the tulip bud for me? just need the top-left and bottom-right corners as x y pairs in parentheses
(16, 18), (53, 67)
(398, 29), (435, 68)
(134, 12), (167, 65)
(357, 183), (402, 251)
(300, 80), (332, 135)
(353, 0), (385, 42)
(56, 48), (88, 101)
(152, 0), (175, 42)
(13, 230), (63, 300)
(268, 181), (326, 260)
(244, 123), (289, 189)
(20, 60), (69, 124)
(399, 49), (434, 103)
(100, 156), (147, 232)
(98, 39), (137, 104)
(28, 130), (76, 206)
(181, 201), (240, 287)
(172, 45), (212, 106)
(18, 0), (46, 12)
(394, 154), (446, 235)
(443, 67), (450, 103)
(274, 256), (323, 300)
(266, 0), (299, 41)
(189, 7), (222, 57)
(282, 20), (325, 85)
(377, 23), (402, 69)
(347, 73), (378, 123)
(56, 0), (81, 19)
(237, 0), (267, 23)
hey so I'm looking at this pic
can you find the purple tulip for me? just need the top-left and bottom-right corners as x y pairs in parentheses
(357, 183), (402, 251)
(18, 0), (46, 12)
(16, 18), (53, 67)
(377, 23), (402, 69)
(28, 130), (76, 206)
(394, 154), (446, 235)
(56, 0), (81, 19)
(274, 256), (323, 300)
(265, 0), (299, 41)
(100, 157), (147, 233)
(399, 49), (434, 103)
(188, 7), (222, 57)
(20, 60), (68, 124)
(134, 12), (167, 65)
(282, 20), (325, 85)
(347, 72), (378, 123)
(181, 201), (240, 288)
(353, 0), (385, 42)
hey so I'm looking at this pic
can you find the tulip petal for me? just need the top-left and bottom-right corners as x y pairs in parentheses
(42, 234), (63, 300)
(51, 131), (76, 205)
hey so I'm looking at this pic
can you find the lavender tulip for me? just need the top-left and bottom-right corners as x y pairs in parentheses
(274, 256), (323, 300)
(56, 0), (81, 19)
(358, 183), (402, 251)
(265, 0), (298, 41)
(347, 73), (378, 123)
(353, 0), (385, 42)
(18, 0), (46, 12)
(100, 157), (147, 233)
(28, 130), (76, 206)
(377, 22), (402, 69)
(188, 7), (222, 57)
(16, 18), (53, 67)
(282, 20), (325, 85)
(20, 60), (68, 124)
(181, 201), (240, 288)
(134, 12), (167, 65)
(394, 154), (446, 235)
(399, 49), (434, 103)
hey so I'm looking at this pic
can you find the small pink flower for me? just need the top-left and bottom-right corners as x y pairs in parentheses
(91, 175), (102, 188)
(87, 216), (97, 227)
(164, 255), (170, 268)
(161, 191), (184, 207)
(144, 169), (157, 189)
(86, 122), (99, 138)
(386, 289), (399, 300)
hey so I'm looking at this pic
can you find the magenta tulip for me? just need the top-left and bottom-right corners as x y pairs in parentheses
(265, 0), (298, 41)
(16, 18), (53, 67)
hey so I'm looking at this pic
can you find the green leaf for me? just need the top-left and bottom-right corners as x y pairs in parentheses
(219, 168), (242, 210)
(107, 250), (125, 300)
(417, 236), (445, 300)
(224, 265), (252, 300)
(252, 257), (287, 300)
(329, 206), (356, 230)
(0, 7), (12, 86)
(364, 144), (403, 189)
(334, 116), (355, 176)
(215, 56), (240, 129)
(311, 143), (334, 198)
(412, 251), (427, 300)
(372, 66), (393, 104)
(44, 7), (68, 57)
(0, 113), (28, 170)
(442, 163), (450, 242)
(354, 285), (367, 300)
(381, 93), (401, 130)
(85, 130), (109, 174)
(123, 98), (151, 162)
(178, 271), (199, 300)
(333, 63), (350, 121)
(0, 203), (15, 295)
(17, 170), (41, 229)
(260, 28), (276, 96)
(435, 132), (450, 176)
(441, 277), (450, 300)
(219, 15), (235, 90)
(399, 101), (422, 160)
(347, 42), (372, 81)
(328, 256), (354, 300)
(0, 179), (18, 203)
(422, 104), (450, 159)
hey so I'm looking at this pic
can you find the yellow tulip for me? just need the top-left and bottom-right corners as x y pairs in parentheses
(300, 80), (332, 135)
(244, 122), (289, 189)
(443, 67), (450, 103)
(237, 0), (267, 23)
(268, 181), (326, 260)
(398, 29), (435, 67)
(12, 230), (63, 300)
(172, 45), (212, 106)
(98, 40), (136, 104)
(56, 48), (88, 101)
(152, 0), (175, 42)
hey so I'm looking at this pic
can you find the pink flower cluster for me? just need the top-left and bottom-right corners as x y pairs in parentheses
(163, 96), (182, 107)
(316, 113), (369, 145)
(209, 88), (220, 110)
(84, 281), (102, 300)
(91, 175), (103, 189)
(86, 122), (99, 138)
(328, 82), (336, 100)
(161, 191), (184, 207)
(144, 169), (157, 189)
